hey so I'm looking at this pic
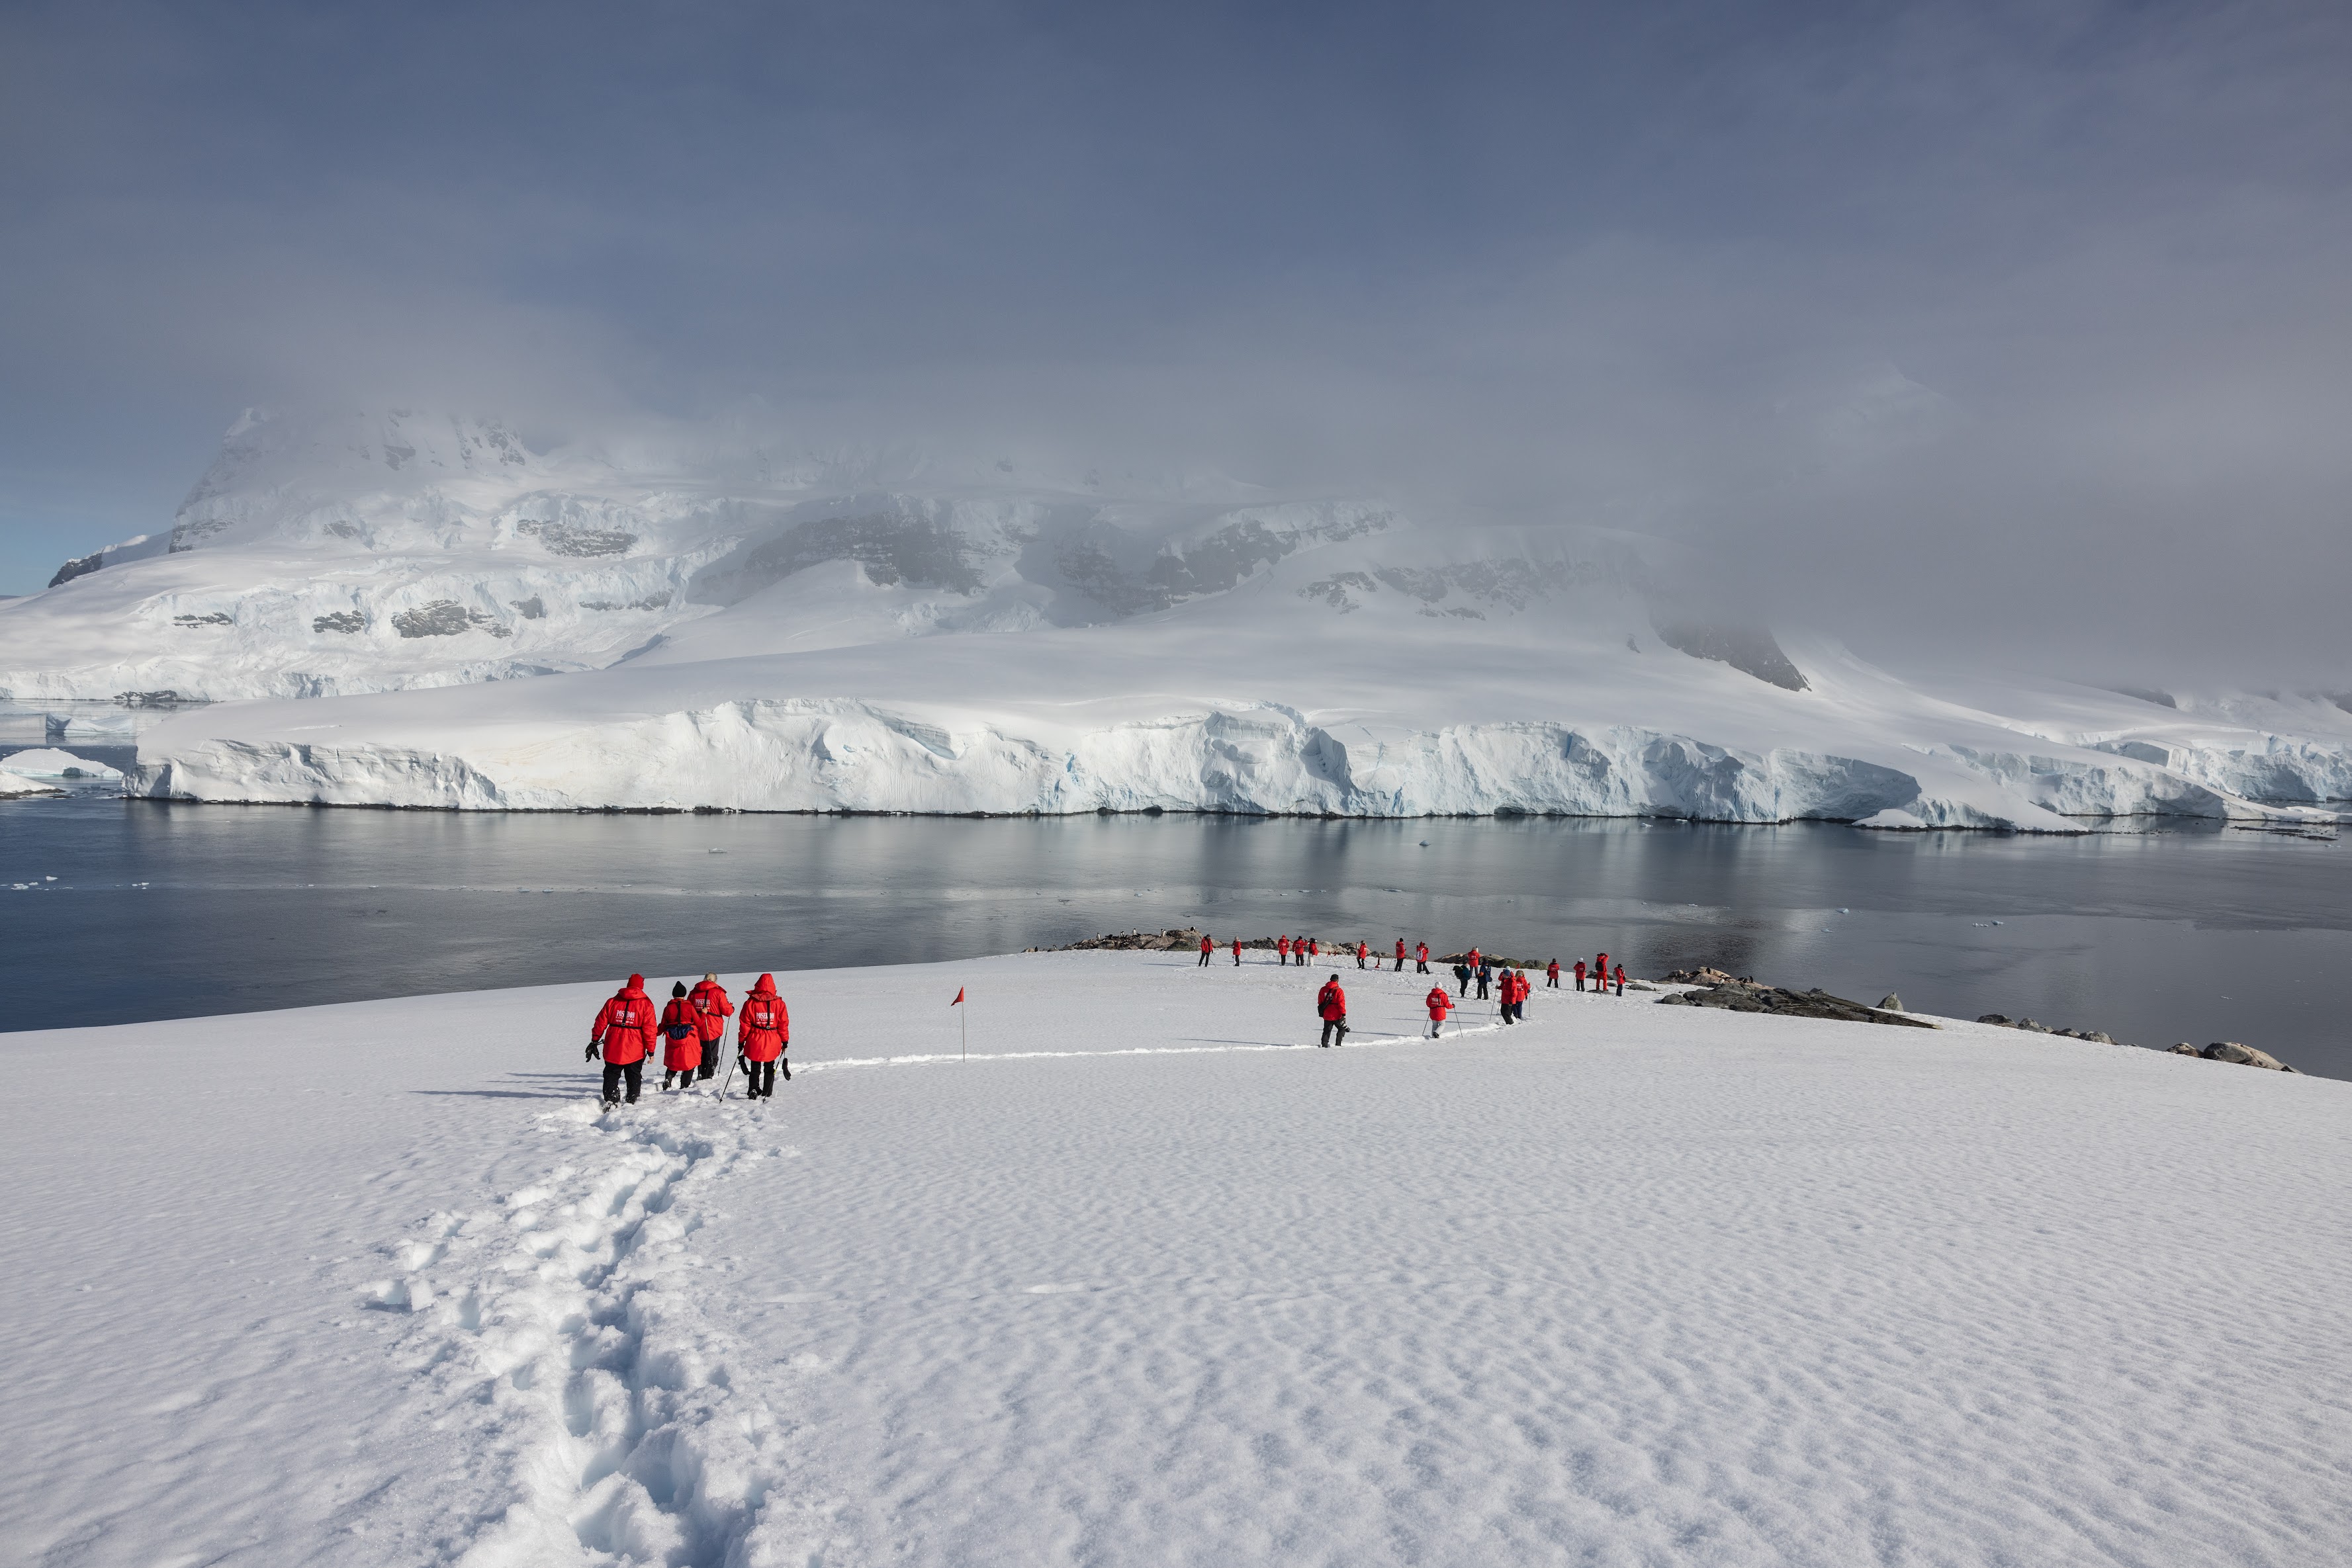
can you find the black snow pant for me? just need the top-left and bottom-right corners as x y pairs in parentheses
(1476, 977), (1490, 1000)
(1395, 955), (1406, 971)
(1233, 951), (1241, 965)
(696, 1041), (720, 1080)
(601, 1060), (643, 1105)
(745, 1059), (778, 1097)
(1615, 980), (1625, 996)
(1357, 954), (1366, 969)
(1320, 1017), (1349, 1047)
(1416, 959), (1429, 974)
(1199, 949), (1211, 966)
(1457, 976), (1470, 997)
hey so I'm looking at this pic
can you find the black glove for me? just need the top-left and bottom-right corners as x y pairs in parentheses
(586, 1040), (602, 1062)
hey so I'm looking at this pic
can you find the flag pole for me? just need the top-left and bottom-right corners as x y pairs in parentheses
(962, 991), (968, 1062)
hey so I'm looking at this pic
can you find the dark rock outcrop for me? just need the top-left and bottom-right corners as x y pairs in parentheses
(1657, 980), (1938, 1028)
(2200, 1041), (2298, 1072)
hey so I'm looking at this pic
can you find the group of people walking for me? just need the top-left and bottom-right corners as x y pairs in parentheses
(586, 971), (791, 1108)
(1194, 930), (1633, 1047)
(1204, 933), (1437, 973)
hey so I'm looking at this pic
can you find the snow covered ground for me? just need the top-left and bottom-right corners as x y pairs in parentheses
(5, 951), (2346, 1567)
(3, 408), (2349, 828)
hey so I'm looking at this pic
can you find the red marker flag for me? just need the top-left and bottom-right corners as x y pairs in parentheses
(951, 987), (965, 1006)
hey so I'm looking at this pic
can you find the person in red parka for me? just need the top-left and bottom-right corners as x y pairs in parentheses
(1394, 937), (1407, 971)
(1277, 935), (1291, 965)
(1594, 953), (1609, 995)
(1498, 969), (1519, 1025)
(1612, 963), (1627, 996)
(1199, 934), (1215, 967)
(659, 981), (702, 1090)
(1424, 984), (1453, 1038)
(1547, 959), (1561, 989)
(1232, 937), (1242, 966)
(1416, 941), (1430, 974)
(588, 973), (658, 1107)
(1355, 939), (1369, 970)
(688, 973), (734, 1081)
(1316, 974), (1349, 1047)
(1573, 959), (1588, 992)
(737, 973), (790, 1098)
(1308, 937), (1320, 960)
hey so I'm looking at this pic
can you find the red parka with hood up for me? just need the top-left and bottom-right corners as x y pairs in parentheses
(592, 976), (659, 1066)
(738, 976), (789, 1063)
(689, 978), (735, 1043)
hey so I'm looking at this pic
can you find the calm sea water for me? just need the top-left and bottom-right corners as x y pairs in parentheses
(3, 783), (2347, 1078)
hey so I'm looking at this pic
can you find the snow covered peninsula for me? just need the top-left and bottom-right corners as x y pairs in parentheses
(6, 408), (2350, 828)
(2, 949), (2344, 1566)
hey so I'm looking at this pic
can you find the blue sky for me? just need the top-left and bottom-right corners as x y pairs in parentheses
(3, 1), (2347, 675)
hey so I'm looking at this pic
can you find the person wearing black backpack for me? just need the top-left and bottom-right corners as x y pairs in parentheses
(658, 981), (702, 1091)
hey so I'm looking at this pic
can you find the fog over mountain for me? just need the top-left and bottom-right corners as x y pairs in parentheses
(4, 0), (2349, 685)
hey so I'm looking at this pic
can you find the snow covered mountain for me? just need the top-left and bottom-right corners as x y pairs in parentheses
(7, 408), (2350, 828)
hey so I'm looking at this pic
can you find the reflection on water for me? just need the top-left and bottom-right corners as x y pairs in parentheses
(3, 795), (2347, 1079)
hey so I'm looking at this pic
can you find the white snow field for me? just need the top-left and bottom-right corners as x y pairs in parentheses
(4, 407), (2349, 828)
(3, 952), (2347, 1567)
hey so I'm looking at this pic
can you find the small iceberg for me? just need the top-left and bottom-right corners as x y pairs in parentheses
(2, 748), (124, 781)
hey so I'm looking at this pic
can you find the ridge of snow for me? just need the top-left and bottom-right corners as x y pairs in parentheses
(5, 952), (2349, 1565)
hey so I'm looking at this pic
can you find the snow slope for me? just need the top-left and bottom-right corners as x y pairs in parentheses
(2, 952), (2345, 1567)
(9, 408), (2351, 826)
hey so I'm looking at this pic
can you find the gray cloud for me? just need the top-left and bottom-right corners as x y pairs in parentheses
(3, 0), (2347, 681)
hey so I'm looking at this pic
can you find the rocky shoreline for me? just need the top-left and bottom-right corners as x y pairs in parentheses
(1034, 934), (2301, 1070)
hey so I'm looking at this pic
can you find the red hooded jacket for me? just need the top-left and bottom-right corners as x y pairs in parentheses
(592, 977), (658, 1066)
(1317, 980), (1347, 1020)
(689, 979), (735, 1043)
(1425, 986), (1453, 1021)
(738, 976), (789, 1063)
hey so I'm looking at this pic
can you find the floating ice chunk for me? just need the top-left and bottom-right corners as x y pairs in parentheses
(2, 748), (124, 781)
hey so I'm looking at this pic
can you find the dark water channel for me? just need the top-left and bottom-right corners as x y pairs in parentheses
(3, 789), (2347, 1079)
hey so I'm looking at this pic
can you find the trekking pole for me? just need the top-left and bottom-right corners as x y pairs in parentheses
(718, 1047), (738, 1100)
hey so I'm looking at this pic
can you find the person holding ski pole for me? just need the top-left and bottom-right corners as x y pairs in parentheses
(1424, 983), (1454, 1038)
(736, 973), (789, 1098)
(587, 973), (658, 1108)
(689, 972), (734, 1081)
(1316, 974), (1349, 1048)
